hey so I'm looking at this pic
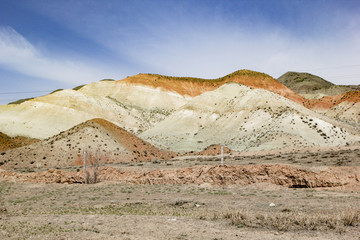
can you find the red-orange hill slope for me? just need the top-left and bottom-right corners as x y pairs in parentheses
(0, 118), (175, 170)
(0, 132), (39, 152)
(120, 70), (360, 111)
(69, 118), (176, 166)
(88, 118), (176, 162)
(304, 90), (360, 110)
(183, 144), (235, 156)
(120, 70), (305, 105)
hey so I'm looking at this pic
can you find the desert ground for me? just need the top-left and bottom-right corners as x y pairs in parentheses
(1, 145), (359, 240)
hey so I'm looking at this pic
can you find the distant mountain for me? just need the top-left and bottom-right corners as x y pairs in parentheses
(277, 72), (360, 126)
(277, 72), (334, 93)
(0, 118), (174, 170)
(277, 72), (360, 97)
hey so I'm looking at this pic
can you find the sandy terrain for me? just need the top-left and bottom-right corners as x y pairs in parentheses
(0, 145), (359, 239)
(0, 175), (359, 239)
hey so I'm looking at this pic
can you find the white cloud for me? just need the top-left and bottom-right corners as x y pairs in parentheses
(0, 26), (121, 85)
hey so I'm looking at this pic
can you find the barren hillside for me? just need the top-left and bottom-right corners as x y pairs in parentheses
(277, 71), (359, 97)
(140, 83), (360, 152)
(324, 91), (360, 126)
(277, 72), (360, 127)
(0, 118), (173, 170)
(0, 70), (359, 155)
(0, 132), (39, 152)
(0, 69), (302, 140)
(123, 70), (304, 104)
(0, 81), (189, 139)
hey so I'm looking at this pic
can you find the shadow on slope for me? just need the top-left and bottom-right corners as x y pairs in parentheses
(0, 132), (39, 152)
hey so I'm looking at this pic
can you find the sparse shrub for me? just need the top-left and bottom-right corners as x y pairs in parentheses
(152, 159), (160, 164)
(73, 84), (85, 90)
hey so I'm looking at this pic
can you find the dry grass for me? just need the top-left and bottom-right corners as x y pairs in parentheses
(225, 208), (360, 233)
(51, 202), (359, 234)
(1, 181), (359, 239)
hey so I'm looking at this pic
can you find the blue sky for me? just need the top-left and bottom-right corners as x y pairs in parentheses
(0, 0), (359, 104)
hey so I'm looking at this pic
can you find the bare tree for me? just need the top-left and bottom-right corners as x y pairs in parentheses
(84, 149), (101, 184)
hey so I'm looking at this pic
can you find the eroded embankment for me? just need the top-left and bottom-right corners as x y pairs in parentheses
(0, 164), (359, 189)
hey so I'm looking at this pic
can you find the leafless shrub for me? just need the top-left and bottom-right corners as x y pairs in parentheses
(84, 150), (102, 184)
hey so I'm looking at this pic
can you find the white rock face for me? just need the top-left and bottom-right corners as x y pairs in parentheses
(0, 80), (358, 152)
(325, 102), (360, 126)
(140, 83), (360, 151)
(0, 81), (190, 139)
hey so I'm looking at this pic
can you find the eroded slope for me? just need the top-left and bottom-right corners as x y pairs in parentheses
(0, 81), (189, 139)
(0, 132), (39, 152)
(140, 83), (360, 152)
(0, 118), (173, 170)
(1, 164), (359, 190)
(122, 70), (304, 104)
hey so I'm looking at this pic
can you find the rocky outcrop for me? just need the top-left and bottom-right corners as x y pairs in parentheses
(1, 164), (359, 189)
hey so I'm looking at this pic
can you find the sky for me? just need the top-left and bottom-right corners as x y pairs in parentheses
(0, 0), (359, 104)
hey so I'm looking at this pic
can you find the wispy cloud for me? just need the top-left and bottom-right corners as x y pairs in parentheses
(2, 0), (360, 86)
(118, 18), (360, 85)
(28, 0), (359, 84)
(0, 26), (122, 85)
